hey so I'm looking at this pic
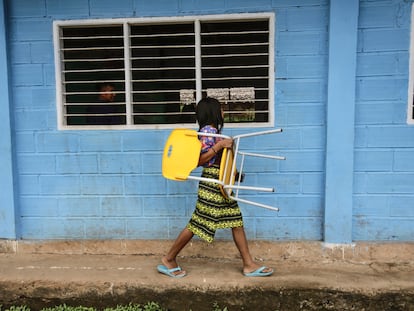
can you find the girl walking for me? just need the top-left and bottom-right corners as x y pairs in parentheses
(157, 97), (273, 278)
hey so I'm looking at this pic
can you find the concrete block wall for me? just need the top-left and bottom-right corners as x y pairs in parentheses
(353, 0), (414, 241)
(1, 0), (413, 242)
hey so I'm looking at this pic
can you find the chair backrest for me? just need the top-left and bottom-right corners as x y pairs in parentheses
(219, 147), (236, 198)
(162, 129), (201, 181)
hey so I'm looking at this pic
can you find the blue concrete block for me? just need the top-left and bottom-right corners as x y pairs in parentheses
(276, 196), (323, 217)
(365, 173), (414, 194)
(7, 0), (46, 17)
(123, 131), (166, 151)
(58, 197), (101, 217)
(11, 19), (51, 41)
(11, 86), (32, 108)
(239, 216), (255, 236)
(40, 176), (80, 195)
(389, 196), (414, 217)
(302, 126), (325, 149)
(180, 0), (225, 12)
(90, 0), (134, 17)
(19, 197), (59, 217)
(277, 32), (324, 56)
(251, 128), (300, 150)
(366, 126), (414, 148)
(353, 172), (366, 194)
(18, 175), (40, 195)
(394, 151), (414, 171)
(47, 218), (85, 239)
(135, 0), (179, 14)
(392, 220), (414, 241)
(275, 56), (288, 78)
(353, 218), (414, 241)
(397, 52), (409, 74)
(283, 56), (327, 79)
(30, 41), (53, 63)
(14, 110), (48, 130)
(275, 100), (289, 121)
(359, 4), (395, 28)
(125, 175), (167, 195)
(12, 64), (43, 86)
(362, 29), (409, 52)
(141, 153), (162, 174)
(127, 218), (169, 239)
(285, 6), (327, 31)
(100, 153), (142, 174)
(277, 80), (325, 102)
(279, 151), (324, 172)
(56, 154), (98, 174)
(10, 43), (31, 64)
(84, 218), (126, 239)
(18, 154), (56, 174)
(43, 64), (55, 86)
(15, 132), (36, 153)
(168, 217), (192, 239)
(272, 0), (327, 8)
(21, 218), (85, 239)
(355, 102), (400, 124)
(81, 176), (124, 195)
(234, 197), (276, 217)
(166, 178), (197, 195)
(357, 78), (406, 101)
(353, 195), (389, 216)
(214, 227), (233, 240)
(252, 173), (301, 194)
(236, 153), (282, 173)
(32, 87), (55, 109)
(256, 217), (322, 240)
(37, 133), (79, 152)
(142, 196), (187, 217)
(19, 218), (44, 239)
(101, 196), (143, 217)
(80, 133), (122, 152)
(286, 104), (325, 126)
(226, 0), (272, 9)
(354, 127), (368, 148)
(354, 150), (393, 171)
(357, 54), (398, 76)
(302, 173), (324, 194)
(46, 0), (90, 17)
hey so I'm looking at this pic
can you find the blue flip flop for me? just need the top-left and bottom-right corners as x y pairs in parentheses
(157, 264), (187, 278)
(243, 266), (273, 277)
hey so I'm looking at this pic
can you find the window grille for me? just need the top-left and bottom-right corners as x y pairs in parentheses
(54, 13), (274, 129)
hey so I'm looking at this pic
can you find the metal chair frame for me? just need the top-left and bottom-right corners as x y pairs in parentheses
(162, 128), (285, 211)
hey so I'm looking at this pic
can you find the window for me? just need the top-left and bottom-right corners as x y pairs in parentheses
(53, 13), (275, 129)
(408, 4), (414, 124)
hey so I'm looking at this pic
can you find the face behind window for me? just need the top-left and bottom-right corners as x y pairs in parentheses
(99, 85), (116, 102)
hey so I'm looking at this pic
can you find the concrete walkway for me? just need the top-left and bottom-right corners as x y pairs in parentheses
(0, 241), (414, 310)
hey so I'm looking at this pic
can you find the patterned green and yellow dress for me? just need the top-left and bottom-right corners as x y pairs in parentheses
(186, 125), (244, 243)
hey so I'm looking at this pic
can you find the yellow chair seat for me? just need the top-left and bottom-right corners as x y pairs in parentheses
(162, 129), (201, 181)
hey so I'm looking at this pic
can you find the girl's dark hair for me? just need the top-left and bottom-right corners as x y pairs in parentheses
(196, 97), (224, 132)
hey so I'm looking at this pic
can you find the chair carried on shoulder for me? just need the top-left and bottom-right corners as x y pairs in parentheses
(162, 128), (285, 211)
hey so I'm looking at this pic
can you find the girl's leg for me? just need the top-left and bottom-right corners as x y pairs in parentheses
(161, 227), (194, 275)
(231, 226), (273, 274)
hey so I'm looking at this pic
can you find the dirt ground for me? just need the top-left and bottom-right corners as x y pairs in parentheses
(0, 240), (413, 310)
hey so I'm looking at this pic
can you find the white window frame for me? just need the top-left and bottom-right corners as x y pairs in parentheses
(53, 13), (275, 130)
(408, 4), (414, 125)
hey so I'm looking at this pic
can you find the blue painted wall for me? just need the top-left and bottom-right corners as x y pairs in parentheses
(1, 0), (413, 242)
